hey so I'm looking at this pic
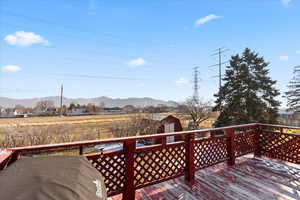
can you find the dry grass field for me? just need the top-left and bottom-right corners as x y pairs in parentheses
(0, 114), (135, 138)
(0, 113), (214, 148)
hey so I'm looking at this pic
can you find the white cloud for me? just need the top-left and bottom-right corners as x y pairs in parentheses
(175, 77), (188, 85)
(195, 14), (222, 27)
(4, 31), (49, 46)
(296, 50), (300, 54)
(2, 65), (22, 72)
(279, 55), (289, 61)
(281, 0), (291, 6)
(127, 58), (146, 67)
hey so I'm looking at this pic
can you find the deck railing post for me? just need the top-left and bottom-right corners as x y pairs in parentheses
(11, 151), (21, 163)
(254, 125), (262, 157)
(280, 127), (283, 134)
(226, 128), (236, 166)
(123, 140), (136, 200)
(184, 133), (195, 183)
(79, 146), (83, 155)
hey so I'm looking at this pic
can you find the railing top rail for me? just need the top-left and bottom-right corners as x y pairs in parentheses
(258, 123), (300, 130)
(8, 123), (259, 153)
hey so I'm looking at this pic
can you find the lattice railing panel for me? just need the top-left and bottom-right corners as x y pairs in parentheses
(134, 144), (185, 188)
(86, 152), (125, 195)
(194, 136), (228, 169)
(235, 131), (256, 157)
(259, 131), (300, 164)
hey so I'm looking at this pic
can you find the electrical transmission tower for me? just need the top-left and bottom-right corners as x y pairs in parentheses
(209, 47), (229, 90)
(193, 66), (200, 102)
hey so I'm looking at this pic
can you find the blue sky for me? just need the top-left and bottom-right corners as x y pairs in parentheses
(0, 0), (299, 105)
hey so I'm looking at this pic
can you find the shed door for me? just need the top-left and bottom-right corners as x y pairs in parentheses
(165, 123), (175, 143)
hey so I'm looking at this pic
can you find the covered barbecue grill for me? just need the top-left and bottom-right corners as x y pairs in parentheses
(0, 156), (107, 200)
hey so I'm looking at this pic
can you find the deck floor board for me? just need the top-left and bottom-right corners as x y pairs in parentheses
(110, 155), (300, 200)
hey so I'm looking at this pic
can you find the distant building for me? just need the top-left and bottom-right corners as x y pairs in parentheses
(143, 114), (183, 143)
(122, 105), (136, 113)
(13, 110), (22, 116)
(71, 108), (85, 114)
(0, 108), (5, 114)
(278, 109), (300, 126)
(103, 107), (124, 114)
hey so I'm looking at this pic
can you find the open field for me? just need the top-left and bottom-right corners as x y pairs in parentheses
(0, 113), (214, 148)
(0, 113), (214, 135)
(0, 114), (136, 139)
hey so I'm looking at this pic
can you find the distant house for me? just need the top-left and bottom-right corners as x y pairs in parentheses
(103, 107), (124, 114)
(122, 105), (136, 113)
(71, 108), (85, 114)
(13, 110), (22, 116)
(0, 108), (8, 117)
(278, 109), (300, 126)
(0, 108), (5, 114)
(143, 114), (183, 143)
(65, 108), (87, 116)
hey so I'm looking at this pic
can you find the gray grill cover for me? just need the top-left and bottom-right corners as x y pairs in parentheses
(0, 156), (107, 200)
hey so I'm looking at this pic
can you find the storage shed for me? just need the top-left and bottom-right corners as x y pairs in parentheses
(144, 114), (183, 143)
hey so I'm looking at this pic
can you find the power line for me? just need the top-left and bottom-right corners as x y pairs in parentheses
(4, 71), (184, 83)
(21, 71), (150, 81)
(208, 61), (229, 68)
(2, 10), (136, 44)
(1, 9), (195, 53)
(1, 22), (198, 68)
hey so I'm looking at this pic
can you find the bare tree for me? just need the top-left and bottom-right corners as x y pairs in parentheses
(109, 114), (161, 138)
(182, 97), (212, 130)
(34, 100), (55, 113)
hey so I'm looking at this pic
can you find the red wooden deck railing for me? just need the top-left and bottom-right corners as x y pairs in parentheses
(1, 123), (300, 200)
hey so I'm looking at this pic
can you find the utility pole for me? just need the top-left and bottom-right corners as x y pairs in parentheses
(193, 66), (200, 102)
(60, 84), (63, 116)
(209, 47), (229, 91)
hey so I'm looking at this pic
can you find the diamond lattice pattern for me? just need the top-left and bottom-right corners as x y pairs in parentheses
(134, 144), (186, 187)
(194, 136), (228, 169)
(235, 131), (256, 157)
(260, 131), (300, 164)
(87, 152), (125, 194)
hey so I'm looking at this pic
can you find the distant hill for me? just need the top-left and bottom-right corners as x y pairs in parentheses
(0, 96), (178, 108)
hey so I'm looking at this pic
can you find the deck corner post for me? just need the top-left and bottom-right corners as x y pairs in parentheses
(123, 140), (136, 200)
(226, 128), (236, 166)
(11, 150), (21, 163)
(254, 125), (262, 157)
(184, 133), (195, 183)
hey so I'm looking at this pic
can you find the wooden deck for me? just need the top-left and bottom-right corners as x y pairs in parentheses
(110, 155), (300, 200)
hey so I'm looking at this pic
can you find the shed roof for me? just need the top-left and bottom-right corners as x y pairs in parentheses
(143, 114), (178, 121)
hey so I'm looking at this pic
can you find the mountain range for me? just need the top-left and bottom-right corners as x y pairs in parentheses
(0, 96), (178, 108)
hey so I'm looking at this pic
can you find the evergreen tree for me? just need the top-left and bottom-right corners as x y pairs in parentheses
(285, 65), (300, 112)
(213, 48), (280, 127)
